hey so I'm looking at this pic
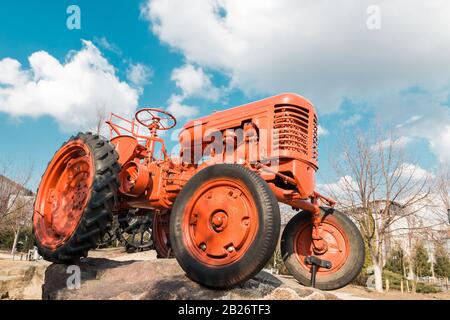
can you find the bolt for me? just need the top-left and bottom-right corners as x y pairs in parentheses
(212, 215), (223, 227)
(227, 246), (234, 252)
(200, 244), (207, 251)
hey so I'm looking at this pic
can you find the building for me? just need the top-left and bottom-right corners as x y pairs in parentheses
(0, 174), (35, 228)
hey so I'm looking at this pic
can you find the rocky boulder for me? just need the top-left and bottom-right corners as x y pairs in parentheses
(42, 253), (338, 300)
(0, 260), (50, 300)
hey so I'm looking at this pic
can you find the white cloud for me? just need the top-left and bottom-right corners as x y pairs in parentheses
(142, 0), (450, 110)
(371, 136), (412, 151)
(0, 58), (29, 86)
(317, 125), (328, 136)
(93, 36), (122, 55)
(318, 164), (431, 207)
(396, 115), (422, 129)
(142, 0), (450, 162)
(167, 63), (219, 119)
(395, 163), (432, 181)
(0, 40), (139, 132)
(317, 175), (358, 201)
(171, 64), (219, 100)
(341, 114), (362, 127)
(428, 125), (450, 163)
(380, 88), (450, 162)
(167, 94), (199, 119)
(127, 63), (153, 88)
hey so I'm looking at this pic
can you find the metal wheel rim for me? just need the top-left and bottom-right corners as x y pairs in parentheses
(33, 140), (94, 250)
(182, 178), (259, 266)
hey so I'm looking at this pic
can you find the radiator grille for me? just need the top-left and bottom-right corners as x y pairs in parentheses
(273, 105), (317, 161)
(312, 114), (318, 161)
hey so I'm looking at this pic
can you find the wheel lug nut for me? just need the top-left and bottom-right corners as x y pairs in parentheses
(200, 244), (207, 251)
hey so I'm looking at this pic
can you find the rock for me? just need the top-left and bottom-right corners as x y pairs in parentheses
(42, 257), (338, 300)
(0, 260), (50, 300)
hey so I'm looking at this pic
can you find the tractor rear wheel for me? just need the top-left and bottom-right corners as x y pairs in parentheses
(33, 133), (120, 263)
(152, 212), (173, 258)
(170, 164), (280, 289)
(281, 208), (365, 290)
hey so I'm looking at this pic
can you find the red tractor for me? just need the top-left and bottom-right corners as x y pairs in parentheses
(33, 93), (364, 290)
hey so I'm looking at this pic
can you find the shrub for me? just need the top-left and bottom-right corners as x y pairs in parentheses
(415, 282), (441, 294)
(265, 248), (290, 275)
(381, 270), (441, 293)
(0, 227), (34, 252)
(434, 244), (450, 279)
(0, 228), (15, 250)
(385, 246), (407, 275)
(382, 270), (408, 290)
(413, 242), (432, 277)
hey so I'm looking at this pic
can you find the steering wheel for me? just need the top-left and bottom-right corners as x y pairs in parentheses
(135, 108), (177, 131)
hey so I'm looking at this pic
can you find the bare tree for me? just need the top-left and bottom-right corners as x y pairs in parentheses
(436, 165), (450, 223)
(3, 196), (34, 255)
(0, 160), (34, 254)
(0, 162), (33, 222)
(323, 129), (431, 292)
(87, 103), (108, 135)
(426, 166), (450, 280)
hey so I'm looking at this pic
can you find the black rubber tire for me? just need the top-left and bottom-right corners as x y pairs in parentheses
(170, 164), (280, 289)
(152, 213), (174, 259)
(281, 208), (365, 290)
(33, 132), (120, 263)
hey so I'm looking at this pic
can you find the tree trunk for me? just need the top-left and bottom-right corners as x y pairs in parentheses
(407, 255), (415, 280)
(402, 256), (406, 277)
(11, 226), (20, 255)
(370, 241), (384, 293)
(430, 254), (435, 280)
(373, 262), (384, 292)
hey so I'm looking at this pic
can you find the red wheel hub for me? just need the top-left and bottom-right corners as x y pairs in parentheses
(294, 217), (349, 276)
(211, 211), (228, 232)
(33, 140), (94, 250)
(182, 179), (258, 266)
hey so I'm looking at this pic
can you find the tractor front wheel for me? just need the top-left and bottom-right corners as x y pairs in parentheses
(281, 208), (365, 290)
(33, 133), (120, 263)
(170, 164), (280, 289)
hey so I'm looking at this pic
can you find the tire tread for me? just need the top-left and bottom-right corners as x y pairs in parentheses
(33, 132), (120, 263)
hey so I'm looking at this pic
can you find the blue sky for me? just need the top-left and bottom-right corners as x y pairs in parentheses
(0, 0), (180, 187)
(1, 1), (449, 190)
